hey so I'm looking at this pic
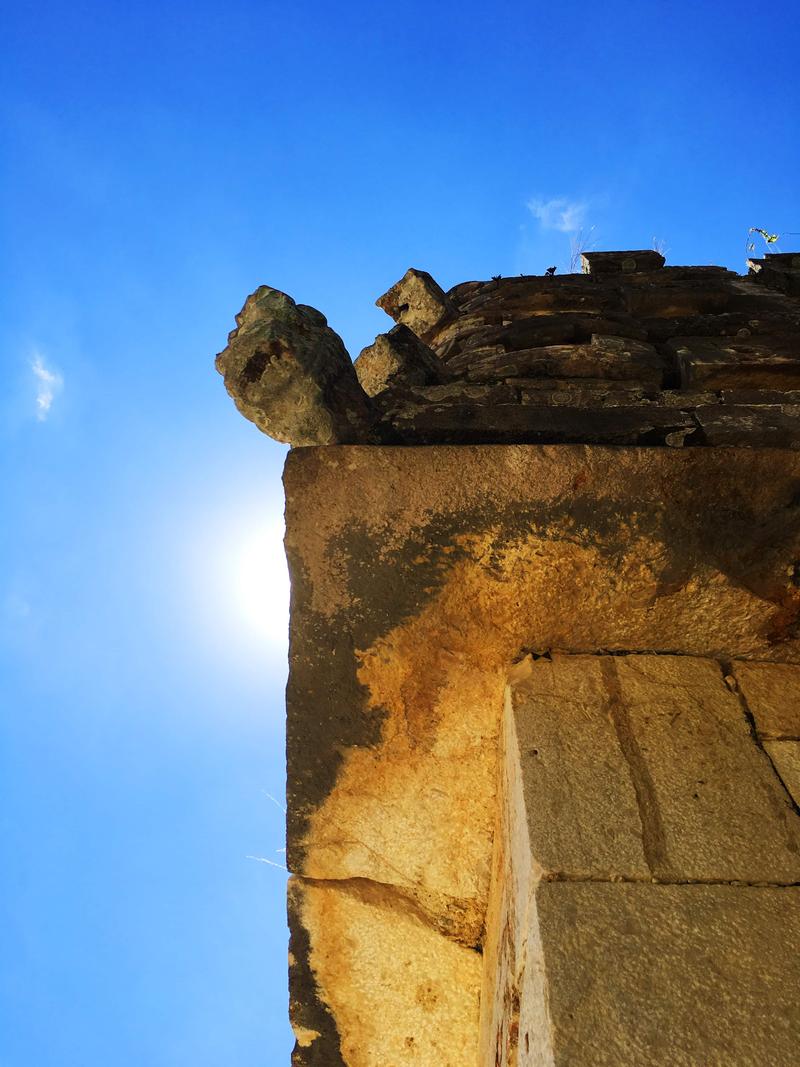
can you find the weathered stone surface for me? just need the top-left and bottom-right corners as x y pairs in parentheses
(763, 741), (800, 805)
(748, 256), (800, 297)
(445, 318), (651, 372)
(667, 336), (800, 390)
(508, 654), (800, 883)
(215, 285), (374, 446)
(289, 877), (481, 1067)
(284, 444), (800, 1061)
(460, 336), (663, 384)
(402, 381), (516, 405)
(218, 256), (800, 452)
(376, 268), (457, 340)
(285, 439), (800, 1058)
(764, 252), (800, 267)
(354, 324), (446, 397)
(506, 656), (650, 880)
(643, 310), (765, 343)
(483, 651), (800, 1066)
(624, 272), (737, 318)
(454, 275), (627, 318)
(383, 402), (693, 445)
(530, 883), (800, 1066)
(731, 661), (800, 738)
(695, 404), (800, 448)
(581, 249), (665, 274)
(427, 314), (491, 359)
(722, 388), (800, 404)
(446, 279), (483, 305)
(515, 383), (652, 407)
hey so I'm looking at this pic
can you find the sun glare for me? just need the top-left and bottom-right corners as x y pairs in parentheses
(230, 517), (290, 647)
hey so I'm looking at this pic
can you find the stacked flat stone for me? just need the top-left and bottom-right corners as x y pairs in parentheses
(216, 250), (800, 447)
(365, 252), (800, 447)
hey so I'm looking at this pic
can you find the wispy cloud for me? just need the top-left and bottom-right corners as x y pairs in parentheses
(527, 196), (588, 233)
(31, 352), (63, 421)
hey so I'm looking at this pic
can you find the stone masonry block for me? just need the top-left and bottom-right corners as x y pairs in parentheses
(527, 882), (800, 1067)
(732, 661), (800, 738)
(507, 654), (800, 883)
(376, 268), (457, 340)
(763, 741), (800, 806)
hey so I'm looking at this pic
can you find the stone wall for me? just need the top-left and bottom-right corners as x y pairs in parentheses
(482, 653), (800, 1066)
(282, 444), (800, 1065)
(218, 250), (800, 450)
(215, 251), (800, 1064)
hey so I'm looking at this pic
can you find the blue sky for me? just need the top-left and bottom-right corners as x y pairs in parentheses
(1, 1), (798, 1063)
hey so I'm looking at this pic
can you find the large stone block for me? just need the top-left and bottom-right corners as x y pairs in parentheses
(667, 336), (800, 390)
(763, 741), (800, 805)
(581, 250), (665, 274)
(695, 404), (800, 448)
(507, 654), (800, 883)
(461, 336), (663, 385)
(527, 882), (800, 1067)
(732, 661), (800, 738)
(376, 268), (457, 340)
(288, 877), (482, 1067)
(354, 324), (446, 397)
(382, 401), (693, 446)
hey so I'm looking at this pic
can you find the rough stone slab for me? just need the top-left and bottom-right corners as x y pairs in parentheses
(354, 324), (446, 397)
(694, 404), (800, 448)
(529, 882), (800, 1067)
(643, 311), (768, 343)
(721, 388), (800, 404)
(506, 657), (650, 880)
(765, 252), (800, 267)
(516, 385), (652, 407)
(748, 257), (800, 297)
(376, 268), (457, 340)
(428, 314), (491, 355)
(624, 278), (736, 318)
(581, 249), (665, 274)
(288, 877), (482, 1067)
(510, 376), (651, 394)
(656, 389), (718, 407)
(667, 336), (800, 390)
(396, 381), (517, 405)
(462, 338), (663, 385)
(455, 276), (626, 317)
(732, 662), (800, 738)
(508, 654), (800, 883)
(446, 279), (483, 305)
(384, 402), (693, 445)
(764, 741), (800, 805)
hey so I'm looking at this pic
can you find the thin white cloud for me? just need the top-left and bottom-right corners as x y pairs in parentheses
(527, 196), (588, 233)
(31, 352), (63, 421)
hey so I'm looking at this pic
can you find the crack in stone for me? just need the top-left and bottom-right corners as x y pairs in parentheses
(720, 661), (800, 821)
(298, 874), (484, 951)
(539, 871), (800, 888)
(599, 656), (674, 880)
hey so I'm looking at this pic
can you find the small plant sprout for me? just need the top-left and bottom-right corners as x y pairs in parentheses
(747, 227), (780, 254)
(569, 225), (597, 272)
